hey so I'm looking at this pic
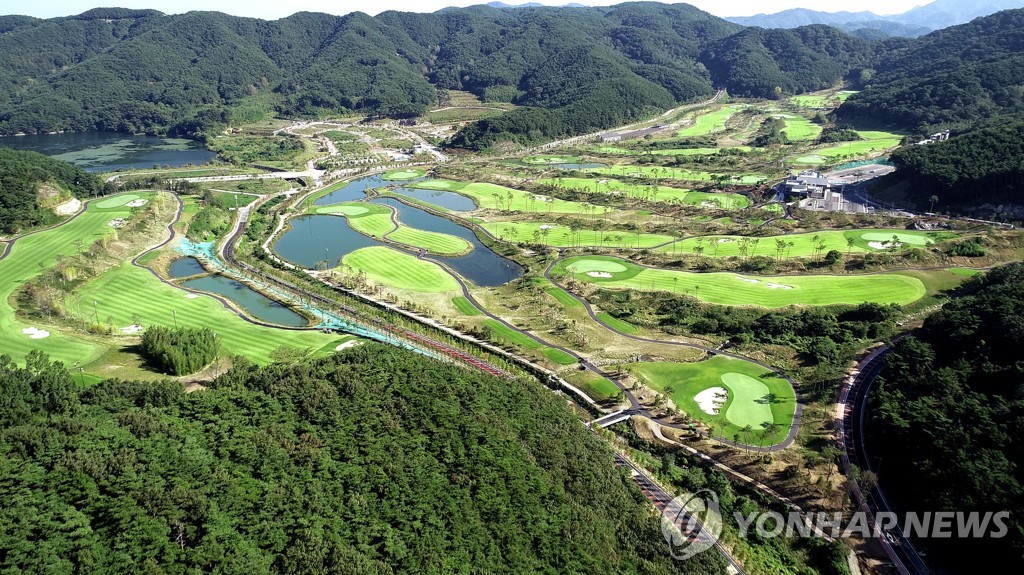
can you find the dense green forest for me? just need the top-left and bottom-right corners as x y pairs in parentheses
(882, 120), (1024, 209)
(0, 3), (873, 146)
(0, 148), (102, 233)
(838, 9), (1024, 131)
(139, 326), (221, 375)
(870, 263), (1024, 570)
(0, 345), (727, 574)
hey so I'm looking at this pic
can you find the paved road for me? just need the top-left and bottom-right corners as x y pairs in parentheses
(614, 452), (746, 574)
(838, 343), (931, 575)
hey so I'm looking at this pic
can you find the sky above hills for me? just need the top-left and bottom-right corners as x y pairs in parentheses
(4, 0), (935, 20)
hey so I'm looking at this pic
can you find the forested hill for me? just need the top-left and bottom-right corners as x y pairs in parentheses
(837, 9), (1024, 131)
(0, 344), (727, 574)
(0, 148), (103, 233)
(870, 263), (1024, 571)
(0, 3), (868, 145)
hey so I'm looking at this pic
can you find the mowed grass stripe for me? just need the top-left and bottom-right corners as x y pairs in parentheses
(322, 201), (471, 255)
(659, 229), (947, 258)
(558, 255), (927, 307)
(341, 247), (459, 292)
(0, 193), (159, 366)
(413, 180), (599, 215)
(75, 264), (341, 364)
(483, 222), (673, 249)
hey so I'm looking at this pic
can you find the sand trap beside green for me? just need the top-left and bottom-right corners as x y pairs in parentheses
(860, 232), (932, 246)
(382, 168), (425, 181)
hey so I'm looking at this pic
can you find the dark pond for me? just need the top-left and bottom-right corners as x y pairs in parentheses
(168, 257), (206, 278)
(0, 132), (215, 172)
(181, 274), (308, 328)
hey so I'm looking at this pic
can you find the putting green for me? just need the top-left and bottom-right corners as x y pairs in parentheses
(96, 194), (140, 209)
(315, 204), (370, 216)
(860, 232), (932, 246)
(340, 246), (459, 292)
(382, 168), (425, 181)
(628, 356), (795, 445)
(566, 259), (628, 274)
(721, 372), (773, 429)
(557, 255), (928, 307)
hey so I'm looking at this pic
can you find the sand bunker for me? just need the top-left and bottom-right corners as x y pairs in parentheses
(539, 224), (557, 230)
(735, 276), (761, 283)
(120, 324), (144, 334)
(694, 387), (728, 415)
(184, 293), (201, 299)
(868, 241), (900, 250)
(335, 340), (363, 351)
(125, 199), (149, 208)
(108, 218), (126, 228)
(766, 283), (793, 290)
(587, 271), (614, 278)
(717, 238), (734, 243)
(21, 327), (50, 339)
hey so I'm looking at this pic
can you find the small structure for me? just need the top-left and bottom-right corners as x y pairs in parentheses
(915, 130), (951, 146)
(784, 170), (831, 199)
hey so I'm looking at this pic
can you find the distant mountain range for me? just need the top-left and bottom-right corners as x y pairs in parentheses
(726, 0), (1024, 37)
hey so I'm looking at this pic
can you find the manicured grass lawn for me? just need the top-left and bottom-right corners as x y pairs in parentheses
(792, 129), (904, 165)
(412, 180), (597, 215)
(677, 106), (743, 137)
(452, 296), (481, 315)
(948, 267), (982, 277)
(658, 229), (950, 258)
(629, 355), (796, 445)
(0, 193), (157, 368)
(546, 286), (582, 308)
(341, 246), (459, 292)
(789, 95), (829, 108)
(483, 221), (674, 249)
(566, 370), (621, 402)
(836, 91), (858, 102)
(777, 115), (822, 142)
(317, 201), (471, 255)
(543, 348), (578, 365)
(587, 165), (767, 186)
(543, 176), (750, 209)
(382, 168), (425, 180)
(75, 263), (342, 365)
(556, 255), (928, 307)
(597, 312), (638, 334)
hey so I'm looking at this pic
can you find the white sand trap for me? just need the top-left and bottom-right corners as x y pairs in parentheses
(717, 238), (734, 243)
(868, 241), (900, 250)
(766, 283), (793, 290)
(587, 271), (614, 278)
(735, 276), (761, 283)
(184, 293), (201, 299)
(598, 179), (609, 184)
(539, 224), (557, 229)
(108, 218), (126, 228)
(335, 340), (363, 351)
(21, 327), (50, 339)
(120, 324), (144, 334)
(125, 199), (148, 207)
(694, 387), (728, 415)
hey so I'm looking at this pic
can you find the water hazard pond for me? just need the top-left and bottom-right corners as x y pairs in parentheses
(181, 274), (309, 328)
(276, 178), (523, 287)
